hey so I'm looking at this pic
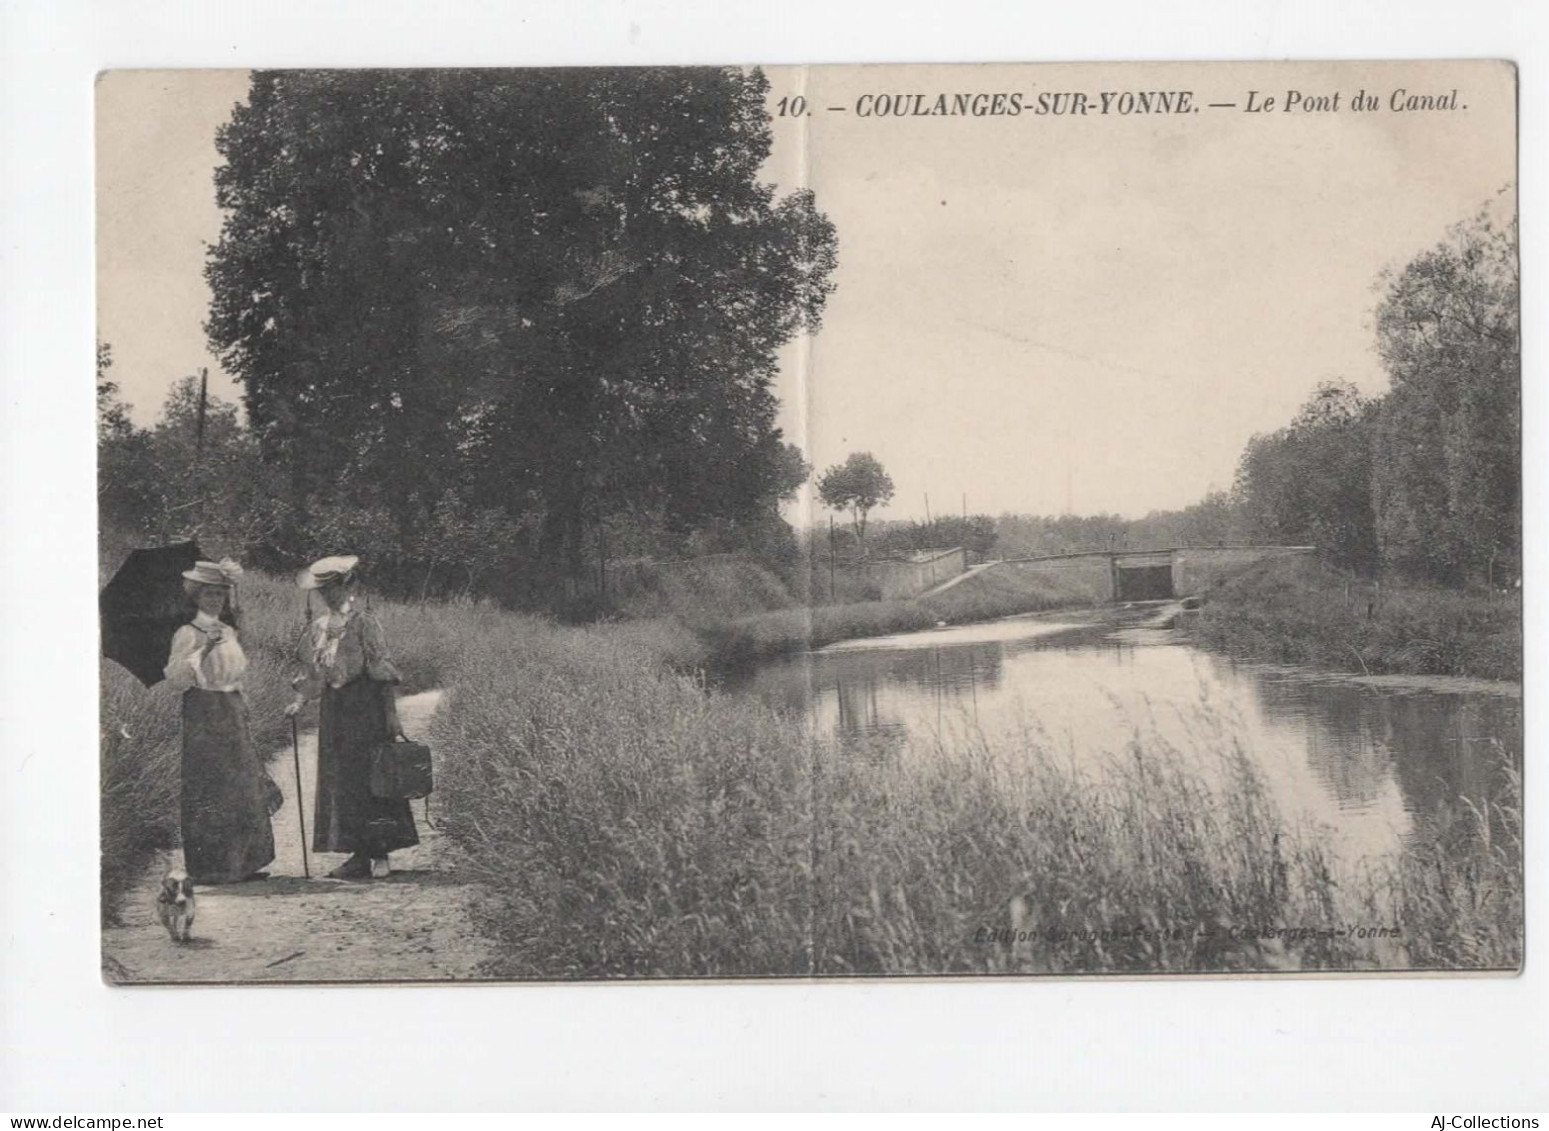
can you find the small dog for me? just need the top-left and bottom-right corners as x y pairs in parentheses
(155, 869), (197, 943)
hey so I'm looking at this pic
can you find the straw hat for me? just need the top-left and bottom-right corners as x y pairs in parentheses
(297, 554), (360, 590)
(182, 559), (243, 587)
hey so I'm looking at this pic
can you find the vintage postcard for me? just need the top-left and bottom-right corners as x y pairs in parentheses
(96, 60), (1520, 983)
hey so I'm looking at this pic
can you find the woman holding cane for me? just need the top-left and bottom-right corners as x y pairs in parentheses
(286, 556), (417, 880)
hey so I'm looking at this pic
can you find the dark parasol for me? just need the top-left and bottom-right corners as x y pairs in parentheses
(100, 541), (235, 687)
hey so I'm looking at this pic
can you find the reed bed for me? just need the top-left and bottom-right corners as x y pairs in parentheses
(430, 616), (816, 977)
(433, 611), (1523, 977)
(102, 563), (1522, 972)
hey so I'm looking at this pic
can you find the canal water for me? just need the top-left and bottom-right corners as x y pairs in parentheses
(732, 609), (1522, 868)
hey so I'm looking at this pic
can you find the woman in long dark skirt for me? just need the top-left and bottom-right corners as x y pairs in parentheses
(287, 555), (417, 880)
(164, 559), (278, 884)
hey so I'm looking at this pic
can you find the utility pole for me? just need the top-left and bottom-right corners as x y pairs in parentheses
(828, 515), (837, 602)
(194, 367), (209, 468)
(962, 492), (970, 562)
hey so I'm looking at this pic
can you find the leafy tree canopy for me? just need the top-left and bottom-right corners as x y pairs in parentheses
(1372, 205), (1518, 583)
(1235, 380), (1379, 575)
(206, 68), (837, 581)
(817, 451), (894, 546)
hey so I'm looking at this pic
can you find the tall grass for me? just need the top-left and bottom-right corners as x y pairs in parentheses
(1379, 758), (1523, 969)
(431, 616), (816, 977)
(434, 609), (1523, 977)
(102, 556), (1523, 972)
(813, 724), (1338, 974)
(1192, 556), (1521, 682)
(100, 663), (184, 918)
(814, 722), (1518, 974)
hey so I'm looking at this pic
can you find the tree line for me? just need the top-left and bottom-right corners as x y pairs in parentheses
(99, 68), (838, 608)
(98, 72), (1514, 606)
(991, 204), (1518, 588)
(1234, 205), (1518, 586)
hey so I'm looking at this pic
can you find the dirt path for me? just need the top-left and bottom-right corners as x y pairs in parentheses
(102, 691), (497, 984)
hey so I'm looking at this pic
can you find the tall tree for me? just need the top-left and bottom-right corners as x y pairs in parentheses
(1235, 381), (1380, 575)
(206, 68), (837, 586)
(817, 451), (894, 549)
(1372, 204), (1519, 584)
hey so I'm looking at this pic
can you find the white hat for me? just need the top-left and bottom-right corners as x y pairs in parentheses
(297, 554), (360, 590)
(182, 558), (243, 587)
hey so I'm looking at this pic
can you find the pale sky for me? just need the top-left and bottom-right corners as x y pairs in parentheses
(97, 62), (1516, 524)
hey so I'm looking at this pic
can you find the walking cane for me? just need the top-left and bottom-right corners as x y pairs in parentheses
(290, 715), (310, 879)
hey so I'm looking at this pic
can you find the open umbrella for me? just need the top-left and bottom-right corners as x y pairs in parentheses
(100, 541), (235, 686)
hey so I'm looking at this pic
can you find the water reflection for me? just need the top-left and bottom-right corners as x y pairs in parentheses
(733, 616), (1522, 867)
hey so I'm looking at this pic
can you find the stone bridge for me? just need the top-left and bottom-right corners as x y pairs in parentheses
(988, 545), (1315, 603)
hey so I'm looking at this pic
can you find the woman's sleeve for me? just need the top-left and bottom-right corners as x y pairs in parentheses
(361, 614), (403, 684)
(163, 626), (204, 690)
(290, 623), (324, 701)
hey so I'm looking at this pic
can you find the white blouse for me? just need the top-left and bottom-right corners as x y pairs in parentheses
(163, 611), (248, 693)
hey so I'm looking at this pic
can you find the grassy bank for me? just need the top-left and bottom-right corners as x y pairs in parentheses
(98, 570), (457, 924)
(588, 555), (1099, 670)
(1190, 557), (1521, 682)
(605, 554), (797, 622)
(102, 558), (1524, 972)
(432, 608), (1522, 977)
(696, 564), (1093, 668)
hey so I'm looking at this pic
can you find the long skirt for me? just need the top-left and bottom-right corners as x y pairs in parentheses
(314, 677), (419, 856)
(180, 689), (277, 884)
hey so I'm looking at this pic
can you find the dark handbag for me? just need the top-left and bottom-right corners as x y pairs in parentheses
(369, 735), (434, 800)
